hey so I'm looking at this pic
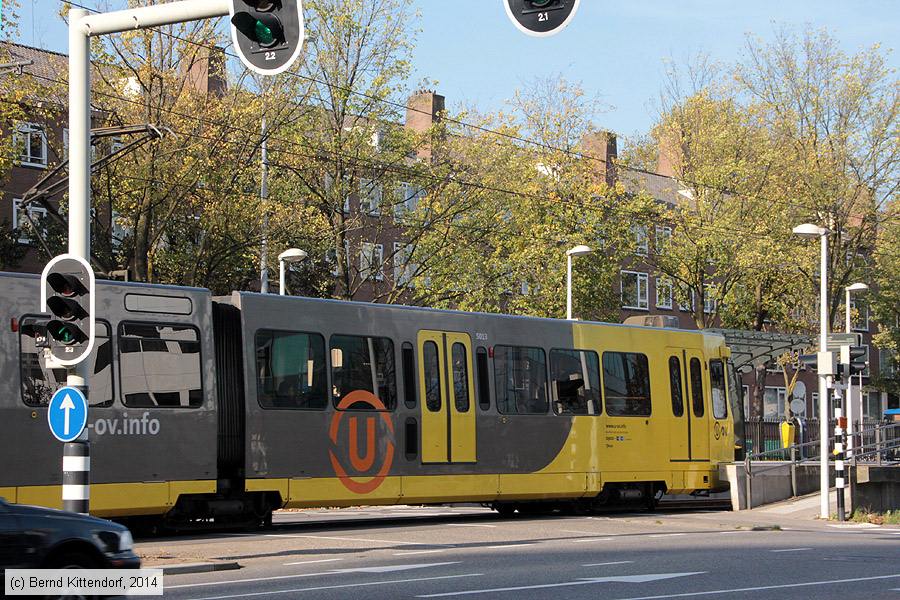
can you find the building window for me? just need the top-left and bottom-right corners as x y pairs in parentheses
(359, 242), (384, 281)
(20, 319), (114, 408)
(330, 334), (396, 410)
(255, 330), (327, 410)
(763, 386), (787, 419)
(656, 277), (673, 309)
(863, 391), (882, 420)
(602, 351), (651, 416)
(118, 323), (203, 408)
(678, 284), (695, 312)
(393, 242), (417, 287)
(13, 199), (48, 245)
(879, 350), (897, 379)
(632, 225), (649, 256)
(359, 178), (382, 216)
(493, 345), (548, 415)
(703, 284), (717, 315)
(655, 226), (672, 254)
(550, 349), (601, 415)
(621, 271), (649, 310)
(394, 182), (424, 217)
(15, 122), (47, 167)
(850, 299), (869, 332)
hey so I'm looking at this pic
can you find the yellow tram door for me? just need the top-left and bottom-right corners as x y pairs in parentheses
(666, 351), (690, 461)
(686, 352), (710, 460)
(417, 330), (477, 464)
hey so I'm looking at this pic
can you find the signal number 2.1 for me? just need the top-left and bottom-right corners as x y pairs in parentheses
(537, 12), (549, 22)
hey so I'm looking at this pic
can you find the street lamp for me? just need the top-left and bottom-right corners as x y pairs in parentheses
(566, 245), (593, 320)
(278, 248), (308, 296)
(792, 223), (831, 519)
(844, 282), (869, 460)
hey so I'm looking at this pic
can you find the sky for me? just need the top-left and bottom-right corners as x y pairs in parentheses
(10, 0), (900, 139)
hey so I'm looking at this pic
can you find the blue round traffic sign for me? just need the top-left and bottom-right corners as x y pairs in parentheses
(48, 387), (88, 443)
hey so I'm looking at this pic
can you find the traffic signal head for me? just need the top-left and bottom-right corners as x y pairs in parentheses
(839, 345), (867, 378)
(504, 0), (581, 37)
(230, 0), (304, 75)
(40, 254), (95, 366)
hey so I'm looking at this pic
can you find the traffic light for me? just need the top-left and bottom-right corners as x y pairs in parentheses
(40, 254), (95, 366)
(504, 0), (581, 37)
(838, 345), (867, 379)
(230, 0), (304, 75)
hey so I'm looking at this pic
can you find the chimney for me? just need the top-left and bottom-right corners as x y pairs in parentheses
(405, 90), (445, 161)
(581, 130), (617, 186)
(656, 133), (680, 178)
(184, 46), (227, 97)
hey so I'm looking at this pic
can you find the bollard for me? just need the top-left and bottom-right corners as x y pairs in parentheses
(63, 441), (90, 514)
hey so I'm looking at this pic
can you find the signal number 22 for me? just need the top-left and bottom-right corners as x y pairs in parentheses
(265, 51), (276, 61)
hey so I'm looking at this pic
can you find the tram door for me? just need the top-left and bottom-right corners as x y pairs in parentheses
(686, 352), (710, 460)
(667, 352), (690, 461)
(418, 330), (477, 464)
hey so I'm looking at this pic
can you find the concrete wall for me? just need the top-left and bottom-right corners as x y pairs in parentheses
(851, 466), (900, 513)
(721, 462), (833, 510)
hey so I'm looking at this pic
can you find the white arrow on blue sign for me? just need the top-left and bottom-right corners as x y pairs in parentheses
(48, 387), (88, 443)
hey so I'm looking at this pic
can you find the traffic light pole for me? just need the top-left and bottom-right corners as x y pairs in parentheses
(66, 0), (230, 514)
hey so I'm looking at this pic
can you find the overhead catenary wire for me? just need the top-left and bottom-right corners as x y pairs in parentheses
(50, 0), (900, 223)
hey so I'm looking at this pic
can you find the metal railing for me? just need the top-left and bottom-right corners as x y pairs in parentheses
(739, 419), (900, 509)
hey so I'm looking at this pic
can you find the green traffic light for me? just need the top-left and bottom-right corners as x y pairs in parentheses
(255, 19), (275, 46)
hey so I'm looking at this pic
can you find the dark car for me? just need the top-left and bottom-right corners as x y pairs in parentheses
(0, 497), (140, 588)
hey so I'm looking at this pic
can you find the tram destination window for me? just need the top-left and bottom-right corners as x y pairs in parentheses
(331, 334), (397, 410)
(709, 359), (728, 420)
(550, 349), (601, 415)
(493, 345), (548, 415)
(20, 318), (114, 408)
(669, 356), (684, 417)
(118, 322), (203, 408)
(602, 351), (651, 416)
(256, 330), (327, 410)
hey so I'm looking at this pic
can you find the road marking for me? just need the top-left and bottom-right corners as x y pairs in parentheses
(649, 533), (687, 538)
(582, 561), (634, 567)
(394, 550), (448, 556)
(168, 562), (460, 589)
(770, 548), (813, 553)
(188, 574), (484, 600)
(283, 558), (344, 566)
(447, 523), (497, 528)
(417, 572), (705, 597)
(573, 537), (614, 543)
(485, 543), (535, 549)
(265, 533), (453, 547)
(606, 573), (900, 600)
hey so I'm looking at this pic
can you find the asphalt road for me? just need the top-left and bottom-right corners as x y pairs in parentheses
(139, 505), (900, 599)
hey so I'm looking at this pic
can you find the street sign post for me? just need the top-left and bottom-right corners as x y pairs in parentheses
(48, 387), (88, 443)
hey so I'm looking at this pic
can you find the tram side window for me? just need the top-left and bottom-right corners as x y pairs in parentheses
(451, 343), (470, 412)
(331, 334), (396, 410)
(690, 357), (704, 417)
(255, 330), (327, 410)
(493, 345), (548, 415)
(476, 347), (491, 410)
(602, 352), (651, 416)
(669, 356), (684, 417)
(550, 349), (601, 415)
(19, 318), (114, 408)
(119, 322), (203, 408)
(423, 341), (441, 412)
(709, 359), (728, 419)
(402, 342), (417, 409)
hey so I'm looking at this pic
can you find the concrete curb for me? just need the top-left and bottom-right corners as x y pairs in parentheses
(156, 561), (241, 575)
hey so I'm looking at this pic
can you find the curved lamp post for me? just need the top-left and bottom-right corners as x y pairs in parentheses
(566, 245), (593, 320)
(278, 248), (308, 296)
